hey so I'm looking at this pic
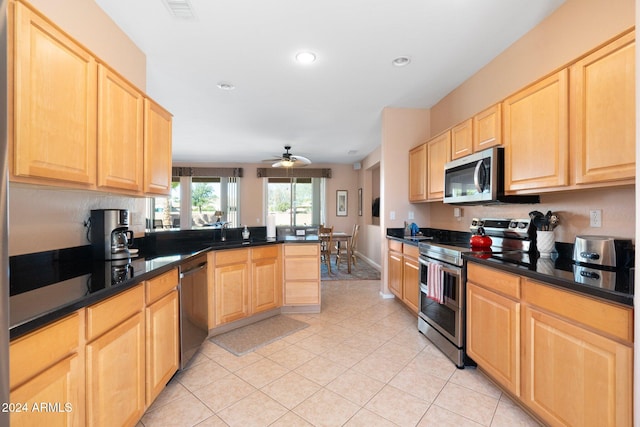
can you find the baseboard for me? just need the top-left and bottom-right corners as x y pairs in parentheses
(281, 304), (321, 314)
(354, 251), (381, 271)
(379, 291), (395, 299)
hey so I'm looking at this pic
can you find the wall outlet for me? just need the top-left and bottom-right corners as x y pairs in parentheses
(408, 211), (414, 220)
(590, 209), (602, 227)
(390, 211), (396, 220)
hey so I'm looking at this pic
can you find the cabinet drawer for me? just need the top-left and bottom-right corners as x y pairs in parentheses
(467, 263), (520, 299)
(285, 258), (319, 281)
(403, 244), (419, 258)
(284, 281), (320, 305)
(284, 243), (319, 257)
(145, 268), (178, 305)
(10, 312), (80, 389)
(523, 279), (633, 343)
(388, 239), (402, 252)
(86, 285), (144, 341)
(252, 245), (279, 260)
(215, 248), (249, 265)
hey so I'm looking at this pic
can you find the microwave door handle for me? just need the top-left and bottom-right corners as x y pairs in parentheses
(473, 160), (484, 193)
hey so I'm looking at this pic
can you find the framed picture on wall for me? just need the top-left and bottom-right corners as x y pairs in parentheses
(336, 190), (348, 216)
(358, 188), (362, 216)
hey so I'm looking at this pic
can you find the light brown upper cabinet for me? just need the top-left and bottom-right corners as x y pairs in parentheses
(97, 65), (145, 192)
(473, 104), (502, 153)
(10, 0), (173, 196)
(408, 143), (428, 202)
(451, 118), (473, 160)
(11, 1), (98, 186)
(503, 70), (569, 192)
(427, 131), (451, 200)
(144, 99), (173, 195)
(570, 30), (635, 185)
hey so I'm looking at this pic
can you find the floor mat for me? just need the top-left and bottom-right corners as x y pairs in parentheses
(209, 315), (309, 356)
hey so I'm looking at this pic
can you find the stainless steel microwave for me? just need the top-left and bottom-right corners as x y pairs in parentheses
(443, 147), (539, 205)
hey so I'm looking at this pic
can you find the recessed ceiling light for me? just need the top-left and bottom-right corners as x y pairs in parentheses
(295, 51), (317, 64)
(392, 56), (411, 67)
(216, 82), (235, 91)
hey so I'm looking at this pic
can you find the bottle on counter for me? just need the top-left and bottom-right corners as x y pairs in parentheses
(242, 225), (250, 240)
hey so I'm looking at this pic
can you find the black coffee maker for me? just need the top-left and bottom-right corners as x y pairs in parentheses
(90, 209), (134, 260)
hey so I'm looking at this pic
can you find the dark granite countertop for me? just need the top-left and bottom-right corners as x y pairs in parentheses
(9, 231), (321, 340)
(463, 253), (633, 307)
(385, 228), (633, 307)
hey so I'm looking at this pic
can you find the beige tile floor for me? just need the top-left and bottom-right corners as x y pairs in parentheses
(138, 279), (541, 427)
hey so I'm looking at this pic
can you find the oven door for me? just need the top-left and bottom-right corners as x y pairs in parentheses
(418, 258), (463, 347)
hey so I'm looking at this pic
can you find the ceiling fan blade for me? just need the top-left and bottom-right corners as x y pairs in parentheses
(291, 155), (311, 164)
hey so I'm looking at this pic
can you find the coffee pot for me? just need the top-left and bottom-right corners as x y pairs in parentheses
(90, 209), (134, 260)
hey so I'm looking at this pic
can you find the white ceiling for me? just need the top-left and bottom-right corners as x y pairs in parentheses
(95, 0), (565, 165)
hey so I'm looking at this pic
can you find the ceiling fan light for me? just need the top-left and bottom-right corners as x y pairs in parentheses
(280, 159), (295, 167)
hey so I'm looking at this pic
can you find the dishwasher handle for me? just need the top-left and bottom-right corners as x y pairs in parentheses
(180, 262), (206, 278)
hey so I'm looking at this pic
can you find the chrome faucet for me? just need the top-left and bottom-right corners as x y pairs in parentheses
(220, 222), (229, 241)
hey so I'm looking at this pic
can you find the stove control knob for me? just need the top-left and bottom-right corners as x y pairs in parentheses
(517, 222), (528, 229)
(509, 221), (517, 228)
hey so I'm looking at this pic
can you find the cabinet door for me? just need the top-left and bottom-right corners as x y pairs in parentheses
(145, 290), (179, 406)
(523, 306), (632, 427)
(10, 354), (81, 427)
(571, 31), (635, 185)
(451, 119), (473, 160)
(427, 131), (451, 200)
(473, 104), (502, 152)
(12, 2), (97, 185)
(144, 99), (173, 195)
(466, 282), (520, 396)
(408, 143), (427, 202)
(503, 70), (569, 192)
(252, 257), (281, 314)
(402, 256), (419, 313)
(214, 263), (250, 325)
(86, 312), (145, 427)
(97, 65), (144, 192)
(387, 251), (403, 298)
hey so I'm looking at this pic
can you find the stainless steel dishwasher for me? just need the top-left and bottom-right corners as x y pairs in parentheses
(179, 255), (208, 369)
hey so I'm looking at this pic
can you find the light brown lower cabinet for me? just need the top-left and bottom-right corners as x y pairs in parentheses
(466, 281), (521, 396)
(467, 263), (633, 427)
(9, 270), (182, 427)
(283, 243), (321, 308)
(402, 245), (420, 313)
(9, 312), (84, 426)
(145, 269), (180, 406)
(85, 285), (145, 427)
(387, 240), (419, 313)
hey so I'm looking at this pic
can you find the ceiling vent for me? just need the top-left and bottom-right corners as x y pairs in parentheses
(162, 0), (195, 19)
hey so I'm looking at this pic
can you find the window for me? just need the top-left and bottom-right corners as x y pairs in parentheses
(147, 176), (239, 229)
(266, 177), (323, 226)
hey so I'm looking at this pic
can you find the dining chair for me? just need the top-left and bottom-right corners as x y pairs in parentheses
(336, 224), (360, 269)
(319, 225), (333, 274)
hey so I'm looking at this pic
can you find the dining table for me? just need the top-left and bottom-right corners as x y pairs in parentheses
(319, 231), (352, 273)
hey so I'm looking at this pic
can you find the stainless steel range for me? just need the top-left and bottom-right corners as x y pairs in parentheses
(417, 218), (534, 368)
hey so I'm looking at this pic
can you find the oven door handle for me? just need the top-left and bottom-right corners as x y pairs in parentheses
(419, 257), (461, 276)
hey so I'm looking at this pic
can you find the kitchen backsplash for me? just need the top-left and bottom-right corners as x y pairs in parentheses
(425, 186), (635, 243)
(8, 182), (635, 256)
(9, 184), (147, 256)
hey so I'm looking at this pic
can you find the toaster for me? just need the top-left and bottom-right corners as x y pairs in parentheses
(572, 235), (633, 269)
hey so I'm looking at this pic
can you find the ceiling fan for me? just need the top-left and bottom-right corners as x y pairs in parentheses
(264, 145), (312, 168)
